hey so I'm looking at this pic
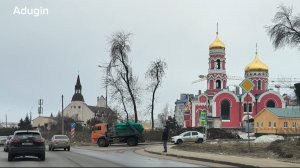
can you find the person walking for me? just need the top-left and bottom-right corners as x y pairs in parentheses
(162, 125), (169, 152)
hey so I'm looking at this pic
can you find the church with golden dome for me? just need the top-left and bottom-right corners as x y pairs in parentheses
(182, 32), (285, 129)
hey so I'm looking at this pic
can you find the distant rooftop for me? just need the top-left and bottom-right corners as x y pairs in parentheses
(267, 108), (300, 118)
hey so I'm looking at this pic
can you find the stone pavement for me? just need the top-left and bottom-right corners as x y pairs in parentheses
(143, 144), (300, 167)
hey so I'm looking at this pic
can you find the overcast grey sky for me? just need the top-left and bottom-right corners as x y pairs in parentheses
(1, 0), (300, 123)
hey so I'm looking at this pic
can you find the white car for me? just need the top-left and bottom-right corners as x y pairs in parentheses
(0, 136), (7, 145)
(171, 131), (206, 144)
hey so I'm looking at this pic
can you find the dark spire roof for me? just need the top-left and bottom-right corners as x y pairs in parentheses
(72, 93), (84, 101)
(75, 75), (82, 90)
(72, 75), (84, 102)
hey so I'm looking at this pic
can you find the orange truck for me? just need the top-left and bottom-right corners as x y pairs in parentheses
(91, 121), (145, 147)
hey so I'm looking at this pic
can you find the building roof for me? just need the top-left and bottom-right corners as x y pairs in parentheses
(267, 108), (300, 118)
(244, 54), (268, 72)
(72, 93), (84, 101)
(71, 75), (84, 102)
(209, 35), (225, 49)
(75, 75), (82, 90)
(87, 105), (114, 114)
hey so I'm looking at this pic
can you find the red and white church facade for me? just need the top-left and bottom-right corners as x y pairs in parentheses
(184, 33), (285, 129)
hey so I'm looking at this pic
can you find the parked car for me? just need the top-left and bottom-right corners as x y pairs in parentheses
(49, 135), (70, 151)
(0, 136), (7, 145)
(4, 135), (13, 152)
(8, 130), (45, 161)
(171, 131), (206, 144)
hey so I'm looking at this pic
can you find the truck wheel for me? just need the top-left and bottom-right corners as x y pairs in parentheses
(98, 138), (107, 147)
(127, 137), (137, 146)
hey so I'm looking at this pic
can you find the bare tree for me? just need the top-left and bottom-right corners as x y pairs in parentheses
(157, 104), (171, 128)
(108, 72), (129, 121)
(108, 31), (140, 122)
(266, 4), (300, 50)
(146, 59), (167, 129)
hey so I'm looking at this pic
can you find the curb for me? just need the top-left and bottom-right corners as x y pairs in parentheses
(144, 149), (258, 168)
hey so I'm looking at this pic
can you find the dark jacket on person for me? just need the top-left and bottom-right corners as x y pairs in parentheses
(162, 126), (169, 141)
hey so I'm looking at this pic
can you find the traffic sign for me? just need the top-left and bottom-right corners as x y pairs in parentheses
(70, 122), (76, 129)
(240, 79), (254, 93)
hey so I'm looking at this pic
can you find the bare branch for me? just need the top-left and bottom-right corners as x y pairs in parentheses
(266, 4), (300, 50)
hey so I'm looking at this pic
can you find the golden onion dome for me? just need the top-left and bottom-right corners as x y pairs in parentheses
(244, 54), (268, 72)
(209, 35), (225, 49)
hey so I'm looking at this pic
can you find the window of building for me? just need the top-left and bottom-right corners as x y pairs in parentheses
(78, 106), (81, 109)
(269, 121), (271, 127)
(258, 80), (262, 90)
(273, 122), (276, 127)
(266, 100), (275, 108)
(292, 122), (297, 128)
(216, 80), (221, 89)
(284, 122), (288, 128)
(261, 122), (263, 127)
(256, 122), (259, 128)
(249, 104), (252, 112)
(243, 103), (252, 112)
(221, 100), (230, 120)
(216, 59), (221, 69)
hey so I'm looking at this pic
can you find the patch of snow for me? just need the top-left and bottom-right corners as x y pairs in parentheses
(254, 135), (284, 143)
(237, 131), (256, 140)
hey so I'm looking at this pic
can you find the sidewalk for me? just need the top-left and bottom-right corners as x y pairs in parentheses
(143, 144), (300, 167)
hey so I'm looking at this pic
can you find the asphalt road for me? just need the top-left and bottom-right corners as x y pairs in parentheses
(0, 148), (121, 167)
(0, 145), (201, 167)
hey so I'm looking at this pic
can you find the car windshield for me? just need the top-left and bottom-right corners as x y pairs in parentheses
(55, 135), (69, 139)
(15, 132), (41, 139)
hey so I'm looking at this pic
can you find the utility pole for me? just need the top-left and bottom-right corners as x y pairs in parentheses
(62, 94), (64, 135)
(38, 99), (43, 116)
(98, 65), (109, 123)
(98, 63), (118, 123)
(5, 113), (7, 128)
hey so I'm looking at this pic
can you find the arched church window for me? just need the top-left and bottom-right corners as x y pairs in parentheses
(243, 103), (252, 112)
(266, 100), (275, 107)
(221, 100), (230, 120)
(258, 80), (262, 90)
(216, 59), (221, 69)
(216, 80), (221, 89)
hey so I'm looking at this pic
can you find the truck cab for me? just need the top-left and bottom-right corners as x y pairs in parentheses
(91, 123), (108, 144)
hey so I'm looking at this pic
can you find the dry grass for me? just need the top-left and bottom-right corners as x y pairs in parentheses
(172, 139), (300, 163)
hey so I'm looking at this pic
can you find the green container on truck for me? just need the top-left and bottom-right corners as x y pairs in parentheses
(91, 121), (145, 147)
